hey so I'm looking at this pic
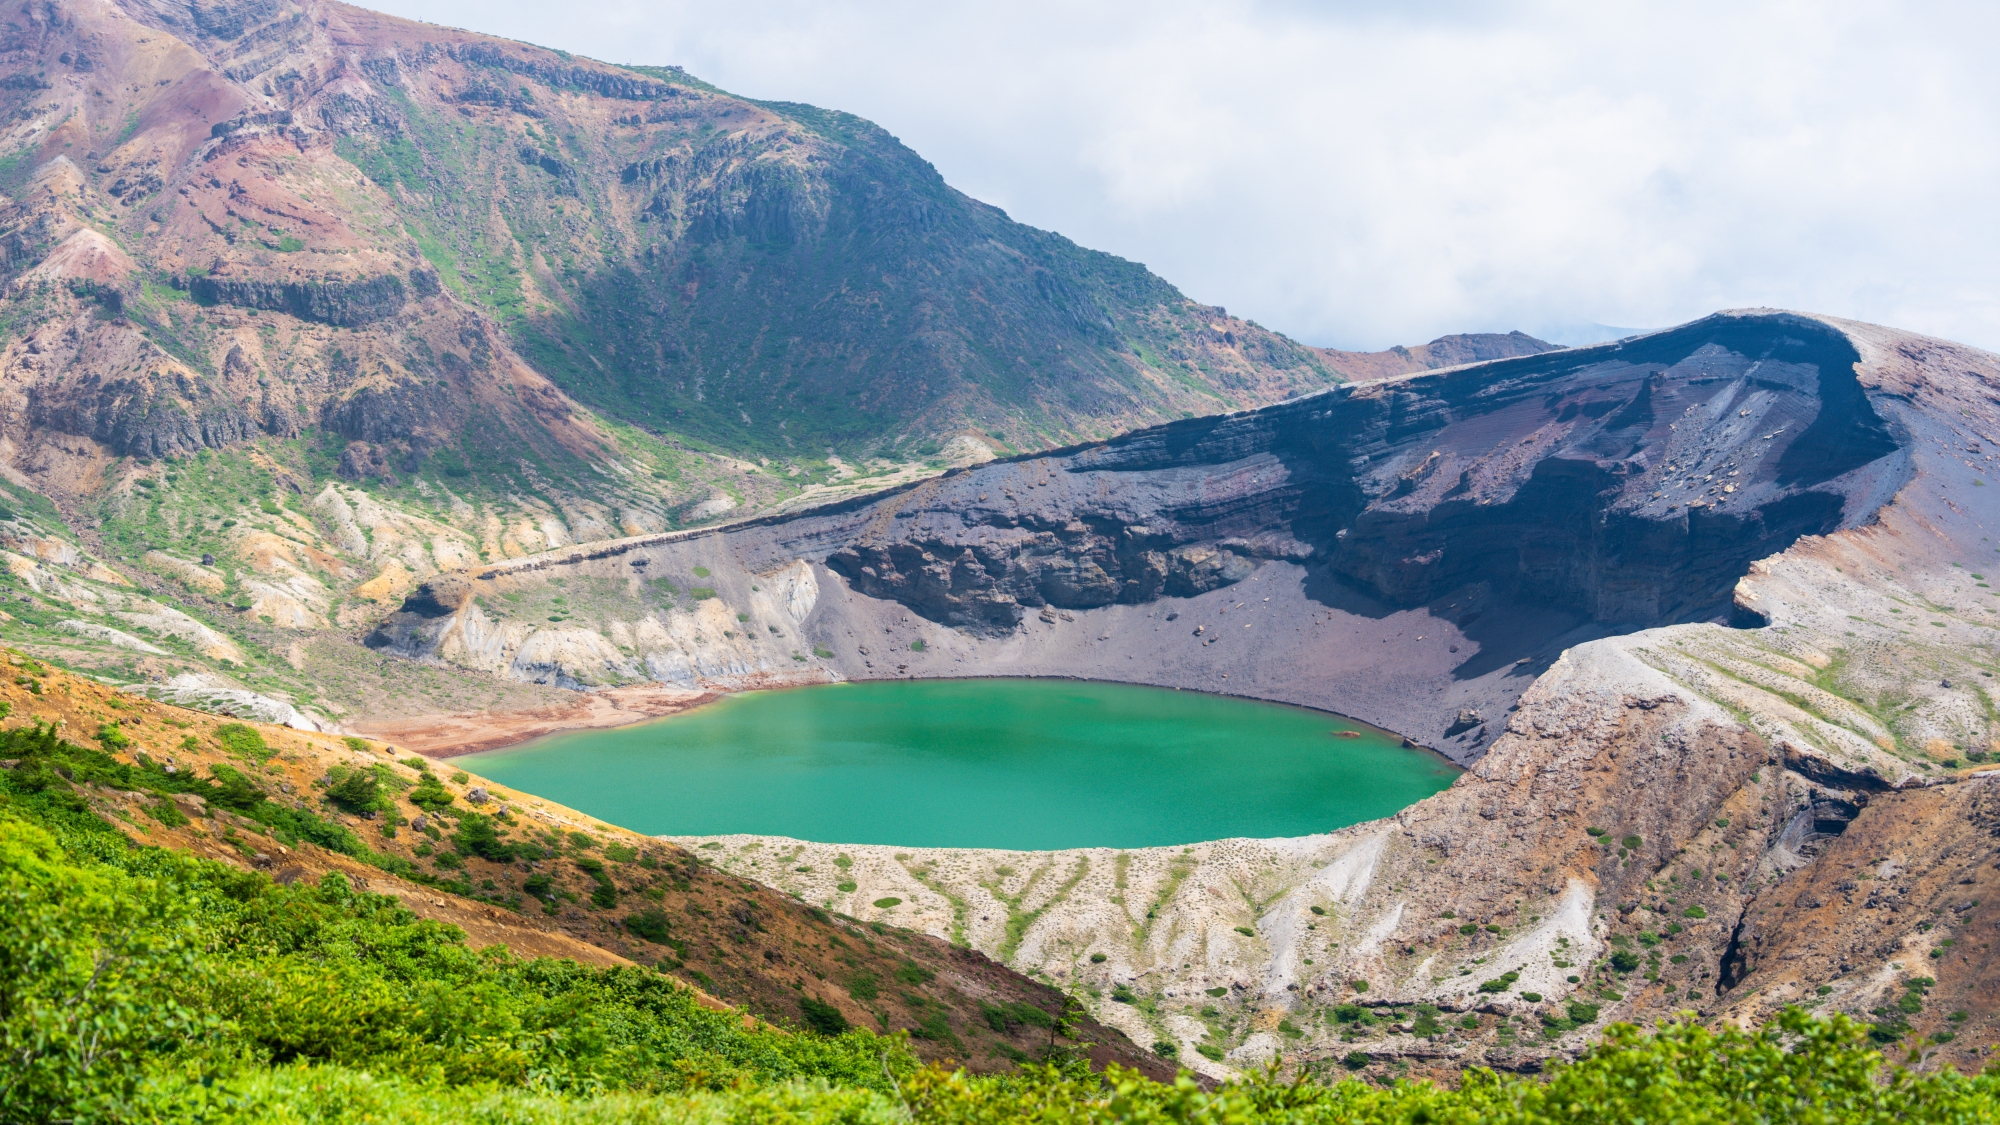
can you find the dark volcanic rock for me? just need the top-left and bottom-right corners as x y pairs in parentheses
(31, 379), (265, 457)
(806, 312), (1903, 635)
(324, 381), (459, 448)
(190, 272), (415, 326)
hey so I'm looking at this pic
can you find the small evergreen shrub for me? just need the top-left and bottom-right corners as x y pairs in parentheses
(625, 908), (673, 943)
(325, 767), (382, 813)
(798, 997), (848, 1035)
(408, 772), (454, 812)
(213, 723), (268, 759)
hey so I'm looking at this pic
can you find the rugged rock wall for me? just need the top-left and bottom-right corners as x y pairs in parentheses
(812, 312), (1899, 633)
(188, 272), (422, 326)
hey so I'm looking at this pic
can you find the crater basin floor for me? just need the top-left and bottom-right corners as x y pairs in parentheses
(457, 678), (1460, 850)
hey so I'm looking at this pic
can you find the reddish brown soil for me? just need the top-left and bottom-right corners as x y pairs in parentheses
(352, 684), (721, 758)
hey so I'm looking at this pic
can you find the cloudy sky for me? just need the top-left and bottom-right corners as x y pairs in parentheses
(373, 0), (2000, 351)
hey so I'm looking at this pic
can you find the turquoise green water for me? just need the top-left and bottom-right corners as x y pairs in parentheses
(458, 679), (1459, 850)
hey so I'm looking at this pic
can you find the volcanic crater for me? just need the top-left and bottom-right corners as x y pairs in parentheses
(367, 307), (2000, 1075)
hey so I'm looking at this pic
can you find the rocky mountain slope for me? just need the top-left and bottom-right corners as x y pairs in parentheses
(365, 308), (2000, 1078)
(0, 0), (1498, 725)
(1313, 330), (1560, 381)
(1, 0), (1338, 478)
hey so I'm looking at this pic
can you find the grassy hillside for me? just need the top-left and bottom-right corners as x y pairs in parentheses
(0, 654), (1179, 1093)
(4, 735), (1994, 1121)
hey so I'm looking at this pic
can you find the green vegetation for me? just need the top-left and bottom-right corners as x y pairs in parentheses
(0, 724), (909, 1123)
(212, 722), (269, 758)
(408, 771), (455, 813)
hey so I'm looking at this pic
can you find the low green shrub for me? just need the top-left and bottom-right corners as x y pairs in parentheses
(573, 856), (618, 908)
(798, 996), (848, 1035)
(453, 814), (530, 864)
(213, 722), (268, 759)
(979, 1000), (1054, 1033)
(407, 772), (454, 813)
(624, 908), (673, 944)
(0, 745), (912, 1122)
(324, 767), (382, 814)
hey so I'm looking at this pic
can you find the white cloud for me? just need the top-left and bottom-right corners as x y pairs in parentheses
(370, 0), (2000, 350)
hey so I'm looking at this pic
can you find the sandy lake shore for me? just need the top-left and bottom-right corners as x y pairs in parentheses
(352, 683), (720, 758)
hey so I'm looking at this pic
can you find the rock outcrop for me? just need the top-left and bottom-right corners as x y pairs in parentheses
(188, 272), (419, 326)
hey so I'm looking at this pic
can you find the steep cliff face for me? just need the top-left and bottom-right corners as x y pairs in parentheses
(813, 312), (1899, 635)
(188, 271), (422, 326)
